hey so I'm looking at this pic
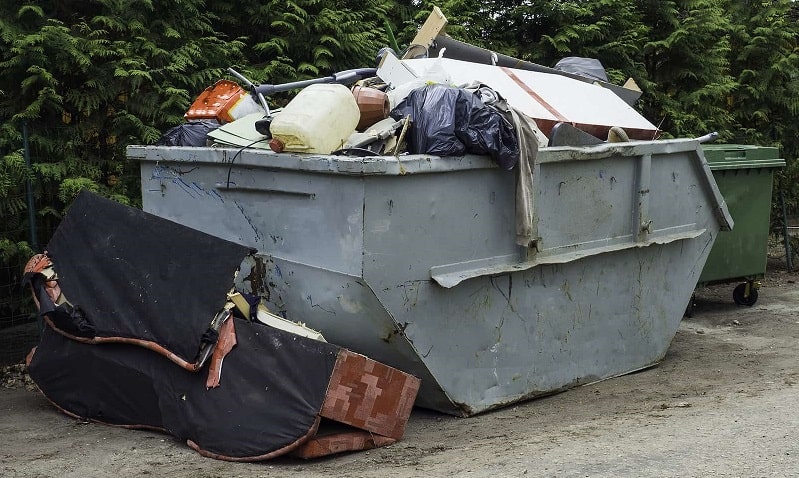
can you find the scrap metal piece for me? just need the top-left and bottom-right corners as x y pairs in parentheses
(548, 122), (604, 147)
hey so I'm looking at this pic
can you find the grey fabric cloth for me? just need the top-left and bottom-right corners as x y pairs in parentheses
(465, 82), (539, 247)
(508, 107), (538, 247)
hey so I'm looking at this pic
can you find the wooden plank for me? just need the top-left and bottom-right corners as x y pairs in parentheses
(405, 6), (448, 57)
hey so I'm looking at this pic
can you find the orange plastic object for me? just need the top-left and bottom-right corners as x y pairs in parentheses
(185, 80), (254, 123)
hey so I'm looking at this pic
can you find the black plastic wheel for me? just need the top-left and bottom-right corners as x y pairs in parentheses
(732, 282), (758, 306)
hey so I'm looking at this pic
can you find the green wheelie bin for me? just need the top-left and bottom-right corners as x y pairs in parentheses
(696, 144), (785, 306)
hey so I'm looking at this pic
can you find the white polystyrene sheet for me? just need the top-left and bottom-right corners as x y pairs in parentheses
(403, 58), (658, 133)
(403, 58), (555, 120)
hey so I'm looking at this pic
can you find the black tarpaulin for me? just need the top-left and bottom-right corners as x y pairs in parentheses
(29, 317), (339, 458)
(24, 190), (420, 460)
(45, 191), (251, 363)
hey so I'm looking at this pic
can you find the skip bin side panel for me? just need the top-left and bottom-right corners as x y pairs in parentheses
(135, 147), (450, 412)
(138, 150), (365, 277)
(534, 155), (636, 254)
(362, 170), (520, 287)
(362, 141), (723, 415)
(250, 256), (451, 414)
(392, 240), (708, 414)
(361, 170), (520, 414)
(647, 151), (711, 240)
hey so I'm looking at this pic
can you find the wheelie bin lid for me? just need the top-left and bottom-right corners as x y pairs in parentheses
(702, 144), (785, 170)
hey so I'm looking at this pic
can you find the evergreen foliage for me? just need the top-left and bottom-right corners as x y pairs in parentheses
(208, 0), (394, 105)
(1, 0), (799, 291)
(726, 0), (799, 212)
(0, 0), (245, 255)
(637, 0), (736, 138)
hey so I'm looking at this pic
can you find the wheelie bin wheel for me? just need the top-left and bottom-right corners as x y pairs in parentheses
(732, 282), (758, 306)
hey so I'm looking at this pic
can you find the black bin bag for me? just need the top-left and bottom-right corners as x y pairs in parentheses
(390, 84), (520, 170)
(156, 120), (219, 147)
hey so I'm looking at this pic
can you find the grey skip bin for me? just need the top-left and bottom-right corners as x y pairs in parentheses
(129, 138), (732, 416)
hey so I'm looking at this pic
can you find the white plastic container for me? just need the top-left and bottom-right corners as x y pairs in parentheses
(268, 83), (360, 154)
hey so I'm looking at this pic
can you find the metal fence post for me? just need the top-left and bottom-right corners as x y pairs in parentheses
(23, 121), (39, 252)
(781, 188), (793, 271)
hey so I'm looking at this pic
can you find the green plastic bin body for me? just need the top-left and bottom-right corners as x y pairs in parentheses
(698, 144), (785, 286)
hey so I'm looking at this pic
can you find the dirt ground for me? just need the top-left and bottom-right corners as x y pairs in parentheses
(2, 259), (798, 478)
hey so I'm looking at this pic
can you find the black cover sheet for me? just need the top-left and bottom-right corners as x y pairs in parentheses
(27, 191), (347, 459)
(29, 317), (339, 458)
(46, 191), (252, 363)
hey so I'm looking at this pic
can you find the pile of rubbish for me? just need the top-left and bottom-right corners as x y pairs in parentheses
(23, 191), (419, 461)
(158, 7), (658, 164)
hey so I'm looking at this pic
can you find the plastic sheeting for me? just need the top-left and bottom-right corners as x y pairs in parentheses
(553, 57), (609, 82)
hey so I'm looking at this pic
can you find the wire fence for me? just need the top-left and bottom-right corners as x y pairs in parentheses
(1, 123), (68, 365)
(0, 120), (141, 365)
(0, 189), (41, 365)
(775, 188), (799, 271)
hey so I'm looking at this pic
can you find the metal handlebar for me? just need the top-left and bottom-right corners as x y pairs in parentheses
(227, 67), (378, 117)
(251, 68), (378, 96)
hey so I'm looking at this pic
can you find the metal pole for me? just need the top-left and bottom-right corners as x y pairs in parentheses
(22, 121), (38, 251)
(780, 188), (792, 271)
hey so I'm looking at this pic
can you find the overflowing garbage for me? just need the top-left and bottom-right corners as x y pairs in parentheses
(132, 9), (733, 417)
(166, 6), (656, 159)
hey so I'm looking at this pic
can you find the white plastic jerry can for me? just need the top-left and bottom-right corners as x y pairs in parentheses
(268, 83), (360, 154)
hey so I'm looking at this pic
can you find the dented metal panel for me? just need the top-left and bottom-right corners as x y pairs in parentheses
(130, 139), (731, 416)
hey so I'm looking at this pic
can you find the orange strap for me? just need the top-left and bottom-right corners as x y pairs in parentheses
(501, 67), (569, 122)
